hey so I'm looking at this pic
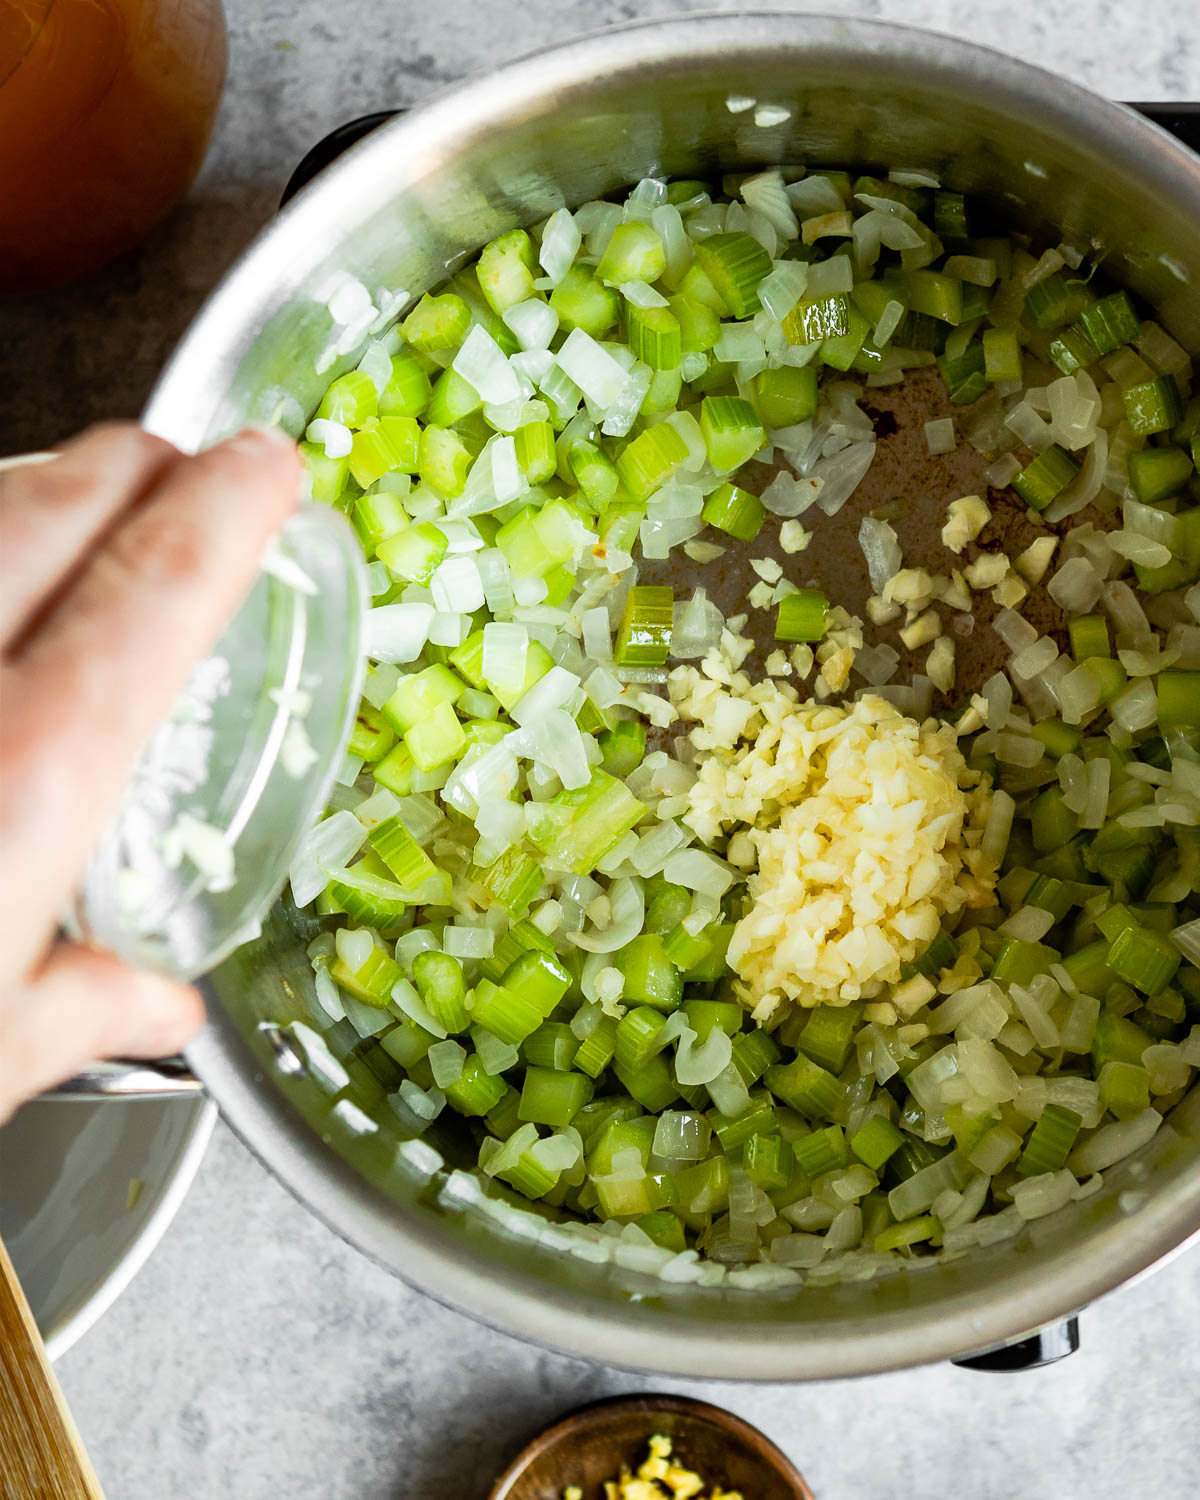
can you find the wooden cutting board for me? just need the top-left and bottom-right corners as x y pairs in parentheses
(0, 1233), (105, 1500)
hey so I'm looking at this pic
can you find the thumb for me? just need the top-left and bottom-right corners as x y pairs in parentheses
(0, 944), (205, 1123)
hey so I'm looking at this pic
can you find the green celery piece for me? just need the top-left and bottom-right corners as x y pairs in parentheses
(775, 588), (828, 642)
(709, 1093), (779, 1153)
(1127, 446), (1193, 504)
(1124, 375), (1185, 437)
(443, 1056), (508, 1117)
(475, 845), (544, 920)
(796, 1003), (861, 1074)
(1078, 291), (1140, 356)
(1024, 272), (1093, 332)
(850, 1115), (907, 1172)
(990, 939), (1058, 989)
(754, 365), (818, 427)
(403, 700), (466, 772)
(1030, 786), (1078, 853)
(369, 815), (435, 885)
(1069, 613), (1110, 661)
(731, 1029), (781, 1086)
(568, 440), (621, 506)
(614, 1006), (668, 1072)
(613, 584), (674, 667)
(692, 233), (773, 318)
(352, 490), (409, 557)
(680, 997), (742, 1040)
(701, 482), (765, 542)
(524, 770), (646, 875)
(821, 304), (872, 372)
(874, 1216), (939, 1253)
(477, 228), (536, 313)
(615, 423), (690, 503)
(983, 325), (1023, 384)
(936, 341), (987, 405)
(765, 1056), (846, 1118)
(587, 1115), (655, 1175)
(412, 950), (469, 1033)
(743, 1133), (794, 1192)
(372, 741), (416, 797)
(518, 1066), (593, 1128)
(598, 720), (647, 778)
(700, 395), (765, 473)
(379, 354), (431, 418)
(1092, 1008), (1153, 1069)
(330, 943), (403, 1005)
(1016, 1103), (1082, 1174)
(574, 1015), (620, 1078)
(348, 701), (397, 763)
(513, 421), (557, 484)
(480, 919), (554, 984)
(470, 979), (544, 1046)
(782, 295), (849, 346)
(418, 426), (473, 498)
(888, 269), (963, 324)
(1158, 671), (1200, 729)
(1011, 444), (1081, 511)
(1098, 1059), (1151, 1119)
(1049, 325), (1100, 375)
(636, 1210), (687, 1253)
(484, 1085), (523, 1140)
(317, 369), (379, 426)
(625, 302), (683, 371)
(596, 222), (667, 286)
(793, 1125), (851, 1178)
(299, 441), (350, 505)
(613, 1055), (681, 1113)
(594, 1169), (677, 1219)
(401, 292), (471, 354)
(674, 1156), (731, 1216)
(549, 265), (620, 337)
(1105, 924), (1182, 996)
(502, 950), (571, 1015)
(377, 521), (448, 584)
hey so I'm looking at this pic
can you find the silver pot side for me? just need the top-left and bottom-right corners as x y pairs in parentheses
(145, 14), (1200, 1379)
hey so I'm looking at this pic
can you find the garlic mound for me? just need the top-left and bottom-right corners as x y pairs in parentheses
(673, 681), (996, 1014)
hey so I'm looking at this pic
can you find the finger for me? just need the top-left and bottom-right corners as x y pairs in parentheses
(0, 423), (180, 645)
(0, 944), (205, 1124)
(2, 427), (301, 934)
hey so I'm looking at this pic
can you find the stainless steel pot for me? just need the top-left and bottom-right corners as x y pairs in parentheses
(134, 13), (1200, 1379)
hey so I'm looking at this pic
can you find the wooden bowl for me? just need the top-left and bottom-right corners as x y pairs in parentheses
(487, 1394), (816, 1500)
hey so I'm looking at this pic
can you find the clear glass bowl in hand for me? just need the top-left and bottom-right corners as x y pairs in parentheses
(72, 504), (367, 979)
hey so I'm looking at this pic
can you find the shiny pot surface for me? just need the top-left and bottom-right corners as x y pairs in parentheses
(144, 14), (1200, 1379)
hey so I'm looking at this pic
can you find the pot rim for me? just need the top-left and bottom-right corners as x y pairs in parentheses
(156, 12), (1200, 1379)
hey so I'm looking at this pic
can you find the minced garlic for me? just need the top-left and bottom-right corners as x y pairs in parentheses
(941, 494), (991, 554)
(669, 685), (995, 1013)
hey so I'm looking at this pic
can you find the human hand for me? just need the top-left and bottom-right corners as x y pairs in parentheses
(0, 422), (302, 1123)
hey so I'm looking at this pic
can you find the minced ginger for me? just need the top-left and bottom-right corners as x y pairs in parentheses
(563, 1433), (744, 1500)
(669, 674), (995, 1016)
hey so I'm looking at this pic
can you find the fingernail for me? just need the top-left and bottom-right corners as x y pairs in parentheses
(228, 425), (298, 457)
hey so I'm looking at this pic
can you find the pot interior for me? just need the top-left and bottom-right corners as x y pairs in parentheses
(151, 18), (1200, 1376)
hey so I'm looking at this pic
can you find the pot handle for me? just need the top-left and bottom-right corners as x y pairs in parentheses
(40, 1057), (204, 1101)
(951, 1316), (1079, 1371)
(280, 110), (401, 207)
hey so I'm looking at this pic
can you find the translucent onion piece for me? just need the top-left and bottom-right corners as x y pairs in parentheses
(538, 208), (581, 284)
(290, 811), (367, 906)
(569, 875), (645, 952)
(675, 1026), (733, 1086)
